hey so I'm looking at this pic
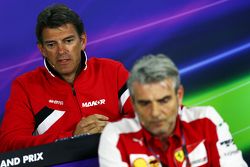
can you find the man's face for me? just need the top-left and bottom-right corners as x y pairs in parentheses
(38, 23), (86, 79)
(132, 78), (184, 137)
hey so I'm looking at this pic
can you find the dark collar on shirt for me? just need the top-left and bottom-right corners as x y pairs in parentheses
(44, 50), (87, 78)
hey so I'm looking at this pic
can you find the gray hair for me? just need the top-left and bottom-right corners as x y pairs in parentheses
(127, 54), (181, 97)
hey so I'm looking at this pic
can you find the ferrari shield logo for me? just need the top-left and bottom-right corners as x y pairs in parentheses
(174, 150), (184, 162)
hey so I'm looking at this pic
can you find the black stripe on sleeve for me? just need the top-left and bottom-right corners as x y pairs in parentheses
(34, 106), (54, 129)
(118, 83), (128, 99)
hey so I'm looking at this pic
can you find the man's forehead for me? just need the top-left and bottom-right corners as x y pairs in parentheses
(133, 78), (174, 89)
(132, 79), (174, 99)
(42, 24), (77, 40)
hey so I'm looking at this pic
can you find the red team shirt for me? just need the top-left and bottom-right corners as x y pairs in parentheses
(0, 52), (134, 152)
(99, 106), (247, 167)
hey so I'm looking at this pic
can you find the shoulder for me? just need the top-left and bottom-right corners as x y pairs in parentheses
(87, 57), (125, 69)
(99, 118), (141, 166)
(103, 117), (141, 136)
(15, 67), (46, 84)
(180, 106), (223, 126)
(100, 117), (141, 145)
(100, 117), (142, 154)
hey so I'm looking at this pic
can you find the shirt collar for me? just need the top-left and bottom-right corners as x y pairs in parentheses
(44, 50), (87, 78)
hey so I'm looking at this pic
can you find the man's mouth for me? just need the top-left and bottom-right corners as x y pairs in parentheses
(150, 120), (164, 127)
(58, 58), (70, 65)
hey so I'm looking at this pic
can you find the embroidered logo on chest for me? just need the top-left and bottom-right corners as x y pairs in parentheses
(132, 137), (144, 146)
(48, 99), (64, 105)
(82, 99), (106, 108)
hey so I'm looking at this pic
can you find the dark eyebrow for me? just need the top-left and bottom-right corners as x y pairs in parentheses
(137, 99), (150, 103)
(136, 99), (151, 106)
(43, 40), (56, 44)
(63, 35), (75, 40)
(43, 35), (76, 44)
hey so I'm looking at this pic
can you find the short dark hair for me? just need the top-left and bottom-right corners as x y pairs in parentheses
(36, 4), (84, 44)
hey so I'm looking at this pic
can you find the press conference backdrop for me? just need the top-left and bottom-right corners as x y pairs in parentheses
(0, 0), (249, 165)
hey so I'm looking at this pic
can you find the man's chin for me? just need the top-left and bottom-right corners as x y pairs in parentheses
(149, 128), (166, 137)
(58, 69), (74, 75)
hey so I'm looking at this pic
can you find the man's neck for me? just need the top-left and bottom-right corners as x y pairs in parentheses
(62, 63), (82, 85)
(62, 74), (76, 85)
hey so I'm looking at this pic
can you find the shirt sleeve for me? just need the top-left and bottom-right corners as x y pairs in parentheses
(0, 79), (72, 152)
(207, 107), (248, 167)
(116, 62), (135, 118)
(98, 123), (129, 167)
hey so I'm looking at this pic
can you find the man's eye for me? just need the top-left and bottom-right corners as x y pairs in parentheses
(138, 101), (150, 107)
(158, 97), (170, 104)
(65, 38), (74, 44)
(46, 43), (55, 49)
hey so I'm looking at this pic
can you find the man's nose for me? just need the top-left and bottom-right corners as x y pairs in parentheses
(151, 102), (161, 118)
(57, 43), (66, 54)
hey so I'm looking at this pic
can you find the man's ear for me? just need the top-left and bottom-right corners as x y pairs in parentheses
(177, 85), (184, 105)
(80, 33), (87, 50)
(37, 43), (46, 58)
